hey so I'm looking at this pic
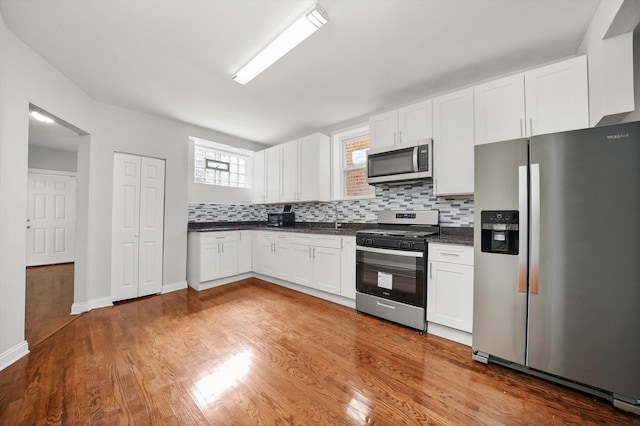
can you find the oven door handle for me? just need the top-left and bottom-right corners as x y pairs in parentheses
(356, 245), (424, 258)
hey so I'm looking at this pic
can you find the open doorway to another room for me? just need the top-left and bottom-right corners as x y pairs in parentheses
(25, 105), (86, 347)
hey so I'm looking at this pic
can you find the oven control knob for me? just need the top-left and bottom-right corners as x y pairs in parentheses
(400, 241), (412, 249)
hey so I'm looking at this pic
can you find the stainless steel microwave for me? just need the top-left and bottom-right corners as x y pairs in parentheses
(366, 139), (433, 185)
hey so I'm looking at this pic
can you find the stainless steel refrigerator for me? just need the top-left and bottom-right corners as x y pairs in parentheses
(473, 121), (640, 414)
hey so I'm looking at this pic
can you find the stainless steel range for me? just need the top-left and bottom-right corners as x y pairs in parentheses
(355, 210), (439, 333)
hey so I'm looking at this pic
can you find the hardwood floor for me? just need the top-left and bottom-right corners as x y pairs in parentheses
(25, 263), (76, 347)
(2, 278), (638, 425)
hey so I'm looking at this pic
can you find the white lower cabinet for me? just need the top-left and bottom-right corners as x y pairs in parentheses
(187, 231), (251, 290)
(250, 231), (349, 298)
(191, 230), (357, 304)
(427, 243), (474, 346)
(238, 230), (252, 274)
(312, 246), (341, 295)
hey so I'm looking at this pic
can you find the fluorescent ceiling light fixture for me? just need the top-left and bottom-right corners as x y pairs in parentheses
(30, 110), (55, 124)
(233, 4), (328, 84)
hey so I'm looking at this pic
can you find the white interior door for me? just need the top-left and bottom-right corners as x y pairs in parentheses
(26, 171), (76, 266)
(138, 156), (165, 297)
(112, 153), (165, 301)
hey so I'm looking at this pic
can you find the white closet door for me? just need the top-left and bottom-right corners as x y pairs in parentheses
(26, 172), (76, 266)
(138, 156), (165, 297)
(111, 153), (165, 301)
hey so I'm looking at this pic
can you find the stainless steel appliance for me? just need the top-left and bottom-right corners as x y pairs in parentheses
(356, 210), (439, 333)
(367, 139), (433, 185)
(473, 122), (640, 414)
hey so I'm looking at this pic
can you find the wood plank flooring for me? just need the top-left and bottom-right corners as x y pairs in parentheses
(25, 263), (76, 347)
(2, 278), (639, 425)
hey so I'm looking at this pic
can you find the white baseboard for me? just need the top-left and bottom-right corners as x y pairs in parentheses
(189, 273), (252, 291)
(252, 273), (356, 309)
(71, 296), (114, 315)
(0, 340), (29, 372)
(427, 322), (472, 346)
(162, 280), (187, 294)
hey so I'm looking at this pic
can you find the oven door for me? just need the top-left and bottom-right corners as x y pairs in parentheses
(356, 245), (425, 307)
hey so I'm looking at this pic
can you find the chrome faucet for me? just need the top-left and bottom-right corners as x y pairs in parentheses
(332, 202), (341, 229)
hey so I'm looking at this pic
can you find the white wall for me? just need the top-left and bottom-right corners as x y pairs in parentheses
(0, 19), (258, 370)
(28, 145), (77, 172)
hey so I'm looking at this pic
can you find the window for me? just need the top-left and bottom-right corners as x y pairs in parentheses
(335, 126), (375, 199)
(194, 145), (248, 188)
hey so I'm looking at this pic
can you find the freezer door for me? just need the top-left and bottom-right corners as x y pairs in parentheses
(473, 138), (528, 364)
(528, 122), (640, 400)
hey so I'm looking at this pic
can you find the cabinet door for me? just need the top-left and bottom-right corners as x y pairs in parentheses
(290, 244), (314, 287)
(313, 246), (341, 295)
(280, 141), (298, 202)
(200, 243), (221, 282)
(297, 135), (320, 201)
(433, 87), (475, 196)
(275, 241), (293, 281)
(474, 74), (526, 145)
(398, 99), (432, 148)
(237, 231), (252, 274)
(265, 146), (281, 203)
(427, 261), (474, 332)
(251, 232), (265, 274)
(252, 150), (265, 203)
(524, 55), (589, 136)
(219, 241), (238, 278)
(369, 110), (398, 151)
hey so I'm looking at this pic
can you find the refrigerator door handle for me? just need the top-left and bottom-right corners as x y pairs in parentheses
(518, 165), (528, 293)
(530, 163), (540, 294)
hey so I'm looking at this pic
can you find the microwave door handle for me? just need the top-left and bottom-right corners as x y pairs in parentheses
(412, 146), (419, 172)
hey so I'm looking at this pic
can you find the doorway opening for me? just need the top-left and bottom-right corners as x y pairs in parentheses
(25, 104), (88, 347)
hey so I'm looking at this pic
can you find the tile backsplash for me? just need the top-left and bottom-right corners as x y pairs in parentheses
(189, 180), (474, 227)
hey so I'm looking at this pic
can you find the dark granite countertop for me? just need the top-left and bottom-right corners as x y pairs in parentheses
(188, 222), (474, 246)
(428, 227), (474, 246)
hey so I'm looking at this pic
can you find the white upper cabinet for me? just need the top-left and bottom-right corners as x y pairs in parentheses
(280, 140), (299, 202)
(298, 133), (330, 202)
(265, 146), (281, 203)
(524, 55), (589, 136)
(433, 87), (475, 196)
(281, 133), (330, 203)
(474, 74), (526, 145)
(255, 133), (330, 204)
(474, 55), (589, 145)
(254, 146), (281, 204)
(369, 110), (397, 151)
(398, 100), (433, 146)
(369, 99), (432, 151)
(252, 150), (265, 204)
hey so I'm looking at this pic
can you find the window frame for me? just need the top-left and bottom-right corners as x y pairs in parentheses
(193, 144), (249, 188)
(332, 125), (375, 200)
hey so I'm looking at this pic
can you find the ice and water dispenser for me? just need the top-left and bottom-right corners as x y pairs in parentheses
(481, 210), (519, 255)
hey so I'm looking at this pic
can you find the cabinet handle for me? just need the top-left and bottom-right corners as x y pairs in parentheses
(218, 243), (221, 254)
(222, 243), (224, 254)
(393, 131), (397, 145)
(398, 130), (402, 144)
(309, 247), (312, 258)
(429, 262), (432, 279)
(520, 119), (524, 137)
(529, 117), (533, 136)
(313, 247), (316, 258)
(441, 252), (460, 257)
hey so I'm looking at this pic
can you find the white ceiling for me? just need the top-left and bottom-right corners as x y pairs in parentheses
(28, 114), (80, 152)
(1, 0), (601, 145)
